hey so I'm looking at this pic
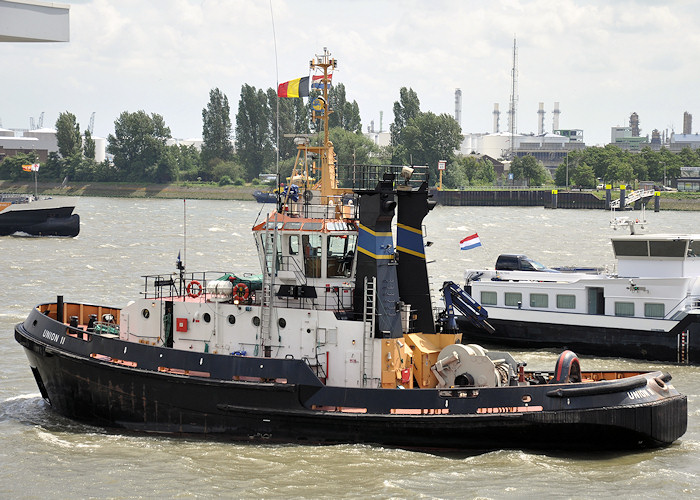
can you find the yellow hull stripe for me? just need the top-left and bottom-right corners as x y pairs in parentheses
(358, 246), (394, 259)
(396, 222), (422, 235)
(359, 224), (392, 237)
(396, 246), (425, 259)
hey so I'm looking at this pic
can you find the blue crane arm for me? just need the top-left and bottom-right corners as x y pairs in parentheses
(441, 281), (495, 334)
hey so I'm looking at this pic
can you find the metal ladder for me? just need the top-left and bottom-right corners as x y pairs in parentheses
(260, 221), (279, 356)
(361, 276), (377, 386)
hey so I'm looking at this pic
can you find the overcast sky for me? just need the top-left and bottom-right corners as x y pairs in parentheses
(2, 0), (700, 147)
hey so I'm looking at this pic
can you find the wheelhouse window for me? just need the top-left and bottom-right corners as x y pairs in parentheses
(649, 240), (687, 257)
(326, 234), (357, 278)
(556, 294), (576, 309)
(612, 240), (648, 257)
(505, 292), (522, 307)
(287, 234), (299, 255)
(530, 293), (549, 308)
(260, 233), (282, 273)
(614, 302), (635, 317)
(644, 303), (665, 318)
(481, 291), (497, 305)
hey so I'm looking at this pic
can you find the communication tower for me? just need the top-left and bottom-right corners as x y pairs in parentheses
(508, 38), (518, 158)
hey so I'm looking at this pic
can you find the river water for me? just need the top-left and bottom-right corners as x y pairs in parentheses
(1, 197), (698, 498)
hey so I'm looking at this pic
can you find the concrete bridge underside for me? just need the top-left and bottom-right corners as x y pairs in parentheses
(0, 0), (69, 43)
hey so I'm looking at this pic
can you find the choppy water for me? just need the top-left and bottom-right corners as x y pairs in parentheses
(1, 197), (698, 498)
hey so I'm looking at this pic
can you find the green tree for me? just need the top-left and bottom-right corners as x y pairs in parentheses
(328, 83), (362, 133)
(235, 84), (273, 181)
(83, 128), (96, 160)
(201, 88), (234, 167)
(107, 110), (172, 181)
(169, 144), (201, 181)
(267, 87), (310, 166)
(42, 152), (63, 181)
(474, 159), (496, 185)
(678, 146), (700, 170)
(0, 152), (38, 180)
(604, 159), (635, 185)
(55, 112), (82, 158)
(390, 87), (420, 153)
(572, 164), (596, 188)
(511, 155), (548, 186)
(398, 112), (462, 182)
(328, 127), (378, 166)
(211, 159), (245, 183)
(658, 147), (682, 184)
(442, 159), (470, 188)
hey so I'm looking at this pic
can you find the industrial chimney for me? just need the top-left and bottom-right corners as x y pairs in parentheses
(538, 102), (545, 135)
(493, 103), (500, 133)
(455, 89), (462, 127)
(683, 111), (692, 134)
(552, 102), (560, 132)
(630, 112), (640, 137)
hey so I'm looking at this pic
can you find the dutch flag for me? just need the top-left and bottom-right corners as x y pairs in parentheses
(460, 233), (482, 251)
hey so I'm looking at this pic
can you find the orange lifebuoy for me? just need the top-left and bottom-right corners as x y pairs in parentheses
(232, 282), (249, 301)
(187, 280), (202, 298)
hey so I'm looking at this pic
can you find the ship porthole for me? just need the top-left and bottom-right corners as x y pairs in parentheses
(227, 314), (236, 325)
(278, 318), (286, 328)
(142, 309), (150, 319)
(253, 316), (261, 326)
(203, 313), (211, 323)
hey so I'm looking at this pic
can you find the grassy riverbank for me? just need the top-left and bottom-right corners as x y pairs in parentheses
(3, 180), (700, 209)
(0, 181), (258, 201)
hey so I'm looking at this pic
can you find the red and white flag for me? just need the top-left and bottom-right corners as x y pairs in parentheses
(460, 233), (482, 250)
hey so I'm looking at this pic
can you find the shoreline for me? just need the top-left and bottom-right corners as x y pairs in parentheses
(0, 180), (257, 201)
(2, 180), (700, 210)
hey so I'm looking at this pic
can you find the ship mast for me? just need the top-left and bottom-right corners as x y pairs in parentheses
(307, 48), (343, 201)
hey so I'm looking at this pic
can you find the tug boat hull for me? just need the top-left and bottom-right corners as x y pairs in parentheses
(16, 306), (687, 451)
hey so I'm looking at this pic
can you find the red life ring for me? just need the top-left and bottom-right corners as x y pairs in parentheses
(233, 282), (249, 301)
(187, 280), (202, 298)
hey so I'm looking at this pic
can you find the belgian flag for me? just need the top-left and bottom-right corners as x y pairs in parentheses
(277, 76), (309, 98)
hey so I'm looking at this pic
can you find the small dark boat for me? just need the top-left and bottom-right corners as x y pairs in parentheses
(0, 194), (79, 237)
(252, 190), (277, 203)
(14, 50), (687, 452)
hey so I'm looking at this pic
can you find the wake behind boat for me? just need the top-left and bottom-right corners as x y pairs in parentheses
(0, 193), (79, 237)
(14, 50), (686, 452)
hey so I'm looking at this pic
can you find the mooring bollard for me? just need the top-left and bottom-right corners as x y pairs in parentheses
(655, 191), (660, 212)
(620, 184), (626, 210)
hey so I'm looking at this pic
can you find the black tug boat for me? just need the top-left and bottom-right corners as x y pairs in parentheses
(14, 50), (686, 451)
